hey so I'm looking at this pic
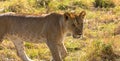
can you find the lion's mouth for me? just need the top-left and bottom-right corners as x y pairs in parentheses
(73, 34), (81, 39)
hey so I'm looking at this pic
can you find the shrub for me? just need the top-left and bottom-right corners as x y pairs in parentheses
(80, 40), (116, 61)
(94, 0), (115, 8)
(35, 0), (50, 8)
(0, 0), (9, 1)
(72, 1), (89, 9)
(2, 0), (35, 13)
(58, 4), (68, 10)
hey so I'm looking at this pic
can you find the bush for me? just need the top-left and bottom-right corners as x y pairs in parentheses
(2, 0), (35, 13)
(0, 0), (9, 1)
(58, 4), (68, 10)
(80, 40), (116, 61)
(35, 0), (50, 8)
(94, 0), (115, 8)
(72, 1), (89, 9)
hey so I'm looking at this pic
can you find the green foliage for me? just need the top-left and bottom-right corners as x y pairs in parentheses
(113, 6), (120, 15)
(0, 0), (35, 13)
(0, 0), (9, 1)
(94, 0), (115, 8)
(34, 0), (50, 8)
(25, 42), (34, 49)
(57, 0), (70, 10)
(80, 40), (115, 61)
(72, 1), (89, 9)
(0, 0), (120, 61)
(58, 4), (68, 10)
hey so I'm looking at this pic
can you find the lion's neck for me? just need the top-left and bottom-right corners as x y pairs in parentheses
(59, 17), (68, 36)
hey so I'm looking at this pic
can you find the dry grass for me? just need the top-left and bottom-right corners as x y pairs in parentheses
(0, 0), (120, 61)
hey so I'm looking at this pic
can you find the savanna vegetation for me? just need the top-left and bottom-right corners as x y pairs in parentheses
(0, 0), (120, 61)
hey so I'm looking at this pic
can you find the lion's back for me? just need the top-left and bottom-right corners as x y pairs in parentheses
(0, 13), (64, 43)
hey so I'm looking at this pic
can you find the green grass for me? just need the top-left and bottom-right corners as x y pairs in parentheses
(0, 0), (120, 61)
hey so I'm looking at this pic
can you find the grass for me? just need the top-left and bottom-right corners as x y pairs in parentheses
(0, 0), (120, 61)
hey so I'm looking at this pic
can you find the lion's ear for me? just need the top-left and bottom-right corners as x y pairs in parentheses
(79, 11), (86, 19)
(64, 12), (71, 20)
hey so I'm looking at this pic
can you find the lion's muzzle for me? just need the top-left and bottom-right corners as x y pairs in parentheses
(73, 34), (82, 39)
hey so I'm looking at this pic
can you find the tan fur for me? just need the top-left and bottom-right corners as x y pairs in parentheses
(0, 11), (86, 61)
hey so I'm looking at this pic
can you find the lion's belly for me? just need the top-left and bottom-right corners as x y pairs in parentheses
(23, 35), (47, 43)
(7, 32), (47, 43)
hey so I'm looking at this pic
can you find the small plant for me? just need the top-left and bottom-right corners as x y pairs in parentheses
(114, 25), (120, 35)
(80, 40), (116, 61)
(1, 0), (36, 13)
(72, 1), (88, 9)
(94, 0), (115, 8)
(25, 42), (34, 49)
(0, 0), (9, 1)
(35, 0), (50, 8)
(58, 4), (68, 10)
(100, 43), (115, 61)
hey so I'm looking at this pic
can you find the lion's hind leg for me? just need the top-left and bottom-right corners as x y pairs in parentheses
(0, 36), (4, 43)
(0, 30), (7, 43)
(8, 35), (33, 61)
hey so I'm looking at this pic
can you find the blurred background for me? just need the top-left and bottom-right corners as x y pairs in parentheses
(0, 0), (120, 61)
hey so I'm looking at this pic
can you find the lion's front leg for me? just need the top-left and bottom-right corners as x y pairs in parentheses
(46, 40), (62, 61)
(57, 42), (68, 59)
(8, 36), (32, 61)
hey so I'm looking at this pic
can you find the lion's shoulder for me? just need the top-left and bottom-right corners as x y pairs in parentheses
(47, 13), (63, 17)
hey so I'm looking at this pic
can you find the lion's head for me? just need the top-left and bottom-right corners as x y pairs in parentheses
(64, 11), (86, 38)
